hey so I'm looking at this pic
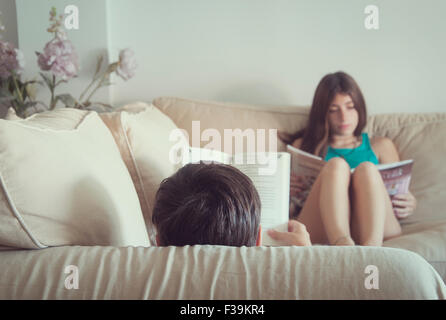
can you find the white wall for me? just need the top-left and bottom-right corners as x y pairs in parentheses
(10, 0), (446, 115)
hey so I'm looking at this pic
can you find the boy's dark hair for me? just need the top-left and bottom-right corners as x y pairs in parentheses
(152, 162), (261, 247)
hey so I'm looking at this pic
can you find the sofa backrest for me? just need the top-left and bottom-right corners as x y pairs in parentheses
(153, 96), (310, 153)
(153, 96), (446, 226)
(1, 245), (445, 299)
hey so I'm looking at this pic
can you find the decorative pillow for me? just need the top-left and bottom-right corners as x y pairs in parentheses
(99, 102), (183, 245)
(0, 108), (150, 249)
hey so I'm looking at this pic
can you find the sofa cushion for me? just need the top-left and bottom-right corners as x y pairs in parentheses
(365, 113), (446, 225)
(152, 96), (309, 154)
(0, 108), (150, 249)
(384, 219), (446, 282)
(99, 102), (182, 245)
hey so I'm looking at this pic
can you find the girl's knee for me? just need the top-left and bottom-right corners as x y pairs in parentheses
(321, 157), (351, 183)
(324, 157), (350, 172)
(352, 161), (380, 181)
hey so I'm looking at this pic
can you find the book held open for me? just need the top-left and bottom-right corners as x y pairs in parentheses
(184, 147), (290, 246)
(287, 144), (414, 215)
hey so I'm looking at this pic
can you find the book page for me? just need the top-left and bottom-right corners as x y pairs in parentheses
(287, 145), (325, 212)
(287, 144), (325, 177)
(232, 152), (290, 246)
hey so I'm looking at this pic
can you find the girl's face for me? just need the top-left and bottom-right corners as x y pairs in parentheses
(327, 93), (358, 137)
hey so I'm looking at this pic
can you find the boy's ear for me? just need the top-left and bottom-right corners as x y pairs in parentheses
(256, 225), (262, 246)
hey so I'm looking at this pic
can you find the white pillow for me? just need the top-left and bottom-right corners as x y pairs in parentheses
(0, 108), (150, 249)
(99, 102), (184, 245)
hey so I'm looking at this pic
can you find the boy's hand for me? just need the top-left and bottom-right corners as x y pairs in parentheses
(392, 191), (417, 219)
(267, 220), (312, 246)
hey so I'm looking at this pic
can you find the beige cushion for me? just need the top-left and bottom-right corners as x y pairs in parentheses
(99, 102), (182, 245)
(0, 245), (444, 299)
(152, 96), (309, 153)
(0, 108), (150, 249)
(365, 113), (446, 225)
(384, 219), (446, 282)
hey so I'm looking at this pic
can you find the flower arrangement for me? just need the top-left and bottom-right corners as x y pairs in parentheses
(0, 12), (37, 118)
(0, 7), (137, 118)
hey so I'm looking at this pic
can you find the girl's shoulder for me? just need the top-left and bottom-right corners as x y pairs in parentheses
(369, 135), (394, 149)
(369, 135), (399, 162)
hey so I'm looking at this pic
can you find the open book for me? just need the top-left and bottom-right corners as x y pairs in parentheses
(287, 144), (414, 213)
(184, 147), (290, 246)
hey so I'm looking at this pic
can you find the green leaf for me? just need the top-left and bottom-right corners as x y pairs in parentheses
(39, 72), (54, 89)
(55, 79), (68, 87)
(56, 94), (78, 108)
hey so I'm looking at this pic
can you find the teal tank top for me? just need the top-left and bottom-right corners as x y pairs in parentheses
(324, 133), (379, 169)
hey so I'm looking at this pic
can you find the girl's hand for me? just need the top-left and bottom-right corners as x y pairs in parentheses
(290, 173), (307, 197)
(392, 191), (417, 219)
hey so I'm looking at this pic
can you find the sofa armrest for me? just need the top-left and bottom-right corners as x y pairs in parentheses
(0, 245), (444, 299)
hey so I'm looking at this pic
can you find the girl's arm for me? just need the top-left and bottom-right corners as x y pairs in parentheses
(371, 136), (400, 164)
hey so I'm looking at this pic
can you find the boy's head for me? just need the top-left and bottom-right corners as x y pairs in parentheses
(152, 162), (261, 246)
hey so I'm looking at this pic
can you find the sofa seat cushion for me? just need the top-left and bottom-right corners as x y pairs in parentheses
(384, 219), (446, 282)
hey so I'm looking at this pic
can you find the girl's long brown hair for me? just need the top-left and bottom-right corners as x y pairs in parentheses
(279, 71), (367, 157)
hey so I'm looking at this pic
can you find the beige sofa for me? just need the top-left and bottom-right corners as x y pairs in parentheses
(0, 97), (445, 299)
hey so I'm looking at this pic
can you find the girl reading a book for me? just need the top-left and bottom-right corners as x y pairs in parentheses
(278, 71), (417, 246)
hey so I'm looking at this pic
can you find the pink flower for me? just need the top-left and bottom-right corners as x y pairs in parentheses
(0, 41), (24, 79)
(36, 36), (79, 80)
(116, 48), (137, 80)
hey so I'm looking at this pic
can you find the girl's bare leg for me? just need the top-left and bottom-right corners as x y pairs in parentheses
(350, 162), (402, 246)
(296, 158), (354, 245)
